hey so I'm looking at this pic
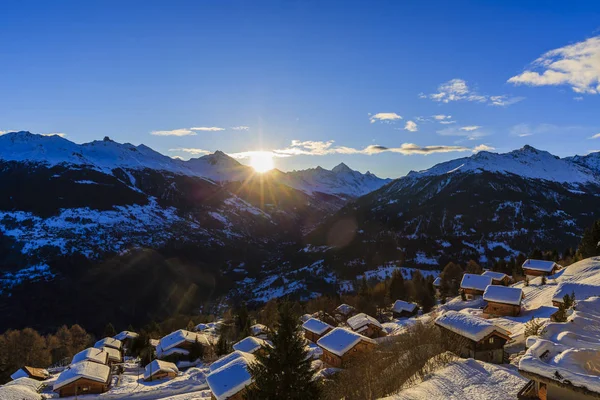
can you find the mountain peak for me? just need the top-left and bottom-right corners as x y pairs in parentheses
(332, 162), (353, 173)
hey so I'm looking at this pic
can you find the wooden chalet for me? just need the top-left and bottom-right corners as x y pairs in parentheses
(250, 323), (268, 338)
(435, 311), (511, 364)
(53, 361), (111, 397)
(94, 337), (123, 352)
(302, 318), (333, 343)
(317, 328), (377, 368)
(483, 285), (524, 317)
(433, 276), (442, 296)
(460, 273), (493, 299)
(232, 336), (271, 356)
(156, 329), (210, 361)
(206, 352), (255, 400)
(346, 313), (385, 338)
(392, 300), (419, 318)
(0, 377), (44, 399)
(482, 270), (512, 286)
(10, 366), (50, 381)
(101, 346), (123, 365)
(143, 360), (179, 381)
(71, 348), (109, 365)
(522, 259), (560, 277)
(334, 303), (357, 322)
(113, 331), (139, 349)
(551, 282), (600, 307)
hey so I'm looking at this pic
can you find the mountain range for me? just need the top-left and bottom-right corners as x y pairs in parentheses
(1, 131), (600, 331)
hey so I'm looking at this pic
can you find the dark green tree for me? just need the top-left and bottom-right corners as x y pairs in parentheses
(245, 303), (320, 400)
(103, 322), (116, 338)
(215, 329), (230, 356)
(578, 220), (600, 258)
(188, 338), (204, 362)
(440, 262), (463, 296)
(388, 269), (405, 301)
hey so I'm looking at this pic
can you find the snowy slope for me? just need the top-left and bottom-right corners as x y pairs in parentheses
(184, 151), (253, 182)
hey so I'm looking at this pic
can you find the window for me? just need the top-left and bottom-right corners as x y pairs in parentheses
(489, 337), (494, 344)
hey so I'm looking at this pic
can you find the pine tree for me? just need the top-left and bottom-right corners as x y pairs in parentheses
(388, 269), (405, 301)
(186, 320), (195, 331)
(103, 322), (116, 338)
(541, 275), (547, 285)
(188, 338), (204, 362)
(245, 303), (320, 400)
(579, 220), (600, 258)
(215, 329), (230, 356)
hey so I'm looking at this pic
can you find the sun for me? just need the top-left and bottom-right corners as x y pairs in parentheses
(249, 151), (274, 173)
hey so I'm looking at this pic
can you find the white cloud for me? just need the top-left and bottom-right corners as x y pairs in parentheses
(168, 148), (211, 155)
(231, 126), (250, 131)
(508, 36), (600, 94)
(472, 144), (495, 153)
(369, 112), (402, 123)
(589, 133), (600, 139)
(509, 123), (556, 137)
(433, 114), (452, 120)
(574, 96), (584, 101)
(439, 120), (457, 124)
(404, 121), (418, 132)
(460, 126), (481, 131)
(151, 128), (196, 136)
(424, 78), (523, 106)
(41, 132), (67, 137)
(191, 127), (225, 132)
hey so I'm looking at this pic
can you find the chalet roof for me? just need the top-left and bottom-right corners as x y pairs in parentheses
(53, 361), (110, 391)
(4, 377), (44, 392)
(435, 311), (510, 342)
(433, 276), (442, 287)
(482, 270), (509, 281)
(157, 329), (210, 353)
(522, 259), (558, 272)
(232, 336), (270, 354)
(102, 346), (123, 363)
(483, 285), (524, 306)
(114, 331), (139, 341)
(10, 366), (49, 381)
(460, 273), (493, 292)
(334, 303), (355, 316)
(206, 353), (255, 400)
(392, 300), (418, 314)
(302, 318), (333, 335)
(552, 282), (600, 304)
(347, 313), (382, 332)
(71, 347), (108, 365)
(94, 337), (122, 350)
(0, 378), (43, 400)
(143, 360), (178, 380)
(250, 324), (268, 336)
(317, 328), (376, 357)
(210, 351), (249, 372)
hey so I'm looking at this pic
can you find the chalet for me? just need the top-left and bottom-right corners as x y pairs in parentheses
(460, 274), (493, 299)
(551, 282), (600, 307)
(334, 303), (357, 322)
(10, 366), (50, 381)
(143, 360), (179, 381)
(317, 328), (377, 368)
(347, 313), (385, 338)
(156, 329), (210, 361)
(232, 336), (271, 355)
(522, 259), (560, 277)
(210, 351), (249, 373)
(302, 318), (333, 343)
(483, 285), (524, 317)
(433, 276), (442, 295)
(206, 352), (255, 400)
(482, 270), (512, 286)
(101, 346), (123, 364)
(435, 311), (511, 364)
(392, 300), (419, 319)
(53, 361), (111, 397)
(1, 378), (44, 400)
(113, 331), (138, 349)
(94, 337), (122, 352)
(250, 323), (268, 338)
(71, 348), (109, 365)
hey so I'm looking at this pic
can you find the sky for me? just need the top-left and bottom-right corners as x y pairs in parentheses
(1, 0), (600, 178)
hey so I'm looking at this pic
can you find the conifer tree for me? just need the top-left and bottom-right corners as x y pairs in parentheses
(103, 322), (116, 338)
(215, 329), (230, 356)
(186, 320), (195, 331)
(579, 220), (600, 258)
(245, 303), (320, 400)
(388, 269), (405, 301)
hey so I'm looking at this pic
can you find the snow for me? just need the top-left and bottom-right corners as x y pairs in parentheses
(522, 259), (558, 273)
(114, 331), (139, 341)
(482, 270), (509, 281)
(460, 273), (493, 292)
(316, 328), (376, 357)
(0, 378), (43, 400)
(94, 337), (122, 350)
(157, 330), (210, 357)
(551, 282), (600, 303)
(483, 285), (523, 306)
(384, 359), (527, 400)
(232, 336), (269, 354)
(433, 277), (442, 287)
(72, 347), (108, 365)
(209, 351), (249, 373)
(54, 361), (111, 390)
(302, 318), (333, 335)
(250, 324), (267, 336)
(334, 303), (356, 316)
(392, 300), (418, 314)
(347, 313), (383, 332)
(206, 353), (255, 400)
(102, 346), (123, 363)
(144, 360), (179, 380)
(435, 311), (510, 342)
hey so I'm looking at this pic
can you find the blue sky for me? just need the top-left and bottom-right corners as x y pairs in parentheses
(1, 0), (600, 178)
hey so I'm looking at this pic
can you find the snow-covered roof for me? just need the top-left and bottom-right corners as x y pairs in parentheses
(53, 361), (111, 391)
(195, 323), (209, 331)
(232, 336), (269, 354)
(206, 353), (255, 400)
(317, 328), (376, 357)
(300, 313), (313, 323)
(435, 311), (510, 342)
(483, 285), (523, 306)
(157, 329), (209, 353)
(210, 351), (249, 372)
(552, 282), (600, 304)
(482, 270), (509, 281)
(460, 274), (493, 292)
(71, 347), (108, 365)
(250, 323), (268, 336)
(94, 337), (122, 350)
(392, 300), (418, 314)
(522, 259), (558, 272)
(334, 303), (355, 316)
(158, 347), (190, 357)
(143, 360), (179, 380)
(347, 313), (382, 331)
(10, 367), (49, 381)
(102, 346), (123, 363)
(113, 331), (138, 341)
(433, 276), (442, 287)
(4, 377), (44, 393)
(0, 378), (43, 400)
(302, 318), (333, 335)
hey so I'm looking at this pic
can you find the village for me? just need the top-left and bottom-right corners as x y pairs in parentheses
(2, 256), (600, 400)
